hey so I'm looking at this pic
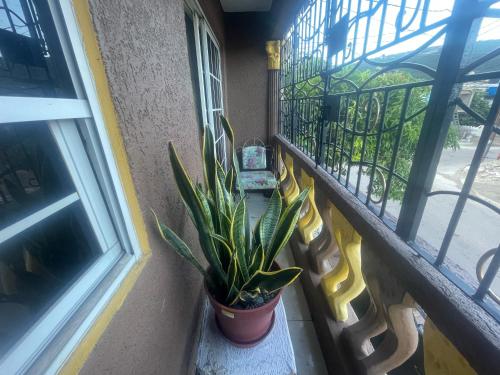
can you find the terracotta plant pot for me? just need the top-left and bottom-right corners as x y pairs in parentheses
(206, 282), (283, 348)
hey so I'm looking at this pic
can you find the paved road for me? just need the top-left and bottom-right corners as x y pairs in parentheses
(386, 143), (500, 297)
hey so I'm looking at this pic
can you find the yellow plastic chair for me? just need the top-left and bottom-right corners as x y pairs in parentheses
(297, 170), (322, 244)
(320, 202), (350, 295)
(277, 145), (287, 184)
(321, 202), (365, 321)
(283, 152), (299, 205)
(277, 147), (293, 200)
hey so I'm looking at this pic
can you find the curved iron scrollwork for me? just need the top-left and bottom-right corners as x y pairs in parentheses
(476, 248), (500, 305)
(279, 0), (500, 321)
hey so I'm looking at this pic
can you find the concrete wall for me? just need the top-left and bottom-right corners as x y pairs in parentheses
(80, 0), (225, 373)
(225, 13), (269, 148)
(223, 1), (303, 149)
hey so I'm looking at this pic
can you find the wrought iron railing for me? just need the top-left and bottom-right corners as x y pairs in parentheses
(279, 0), (500, 320)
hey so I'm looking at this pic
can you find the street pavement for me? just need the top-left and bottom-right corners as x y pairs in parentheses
(385, 140), (500, 298)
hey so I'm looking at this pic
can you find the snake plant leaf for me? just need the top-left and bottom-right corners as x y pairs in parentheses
(215, 147), (236, 217)
(195, 181), (205, 193)
(214, 175), (226, 217)
(210, 233), (232, 271)
(226, 284), (240, 305)
(216, 160), (226, 181)
(211, 233), (233, 251)
(241, 267), (303, 294)
(249, 245), (265, 275)
(259, 188), (282, 253)
(215, 162), (229, 204)
(168, 142), (225, 282)
(202, 126), (217, 197)
(216, 161), (231, 213)
(220, 115), (244, 199)
(224, 192), (234, 219)
(224, 168), (234, 193)
(264, 189), (309, 271)
(231, 199), (250, 280)
(225, 254), (239, 302)
(228, 289), (261, 306)
(239, 290), (260, 301)
(219, 212), (232, 240)
(250, 216), (262, 261)
(195, 185), (228, 268)
(152, 210), (214, 287)
(161, 118), (304, 305)
(169, 142), (207, 225)
(195, 183), (215, 233)
(244, 203), (252, 265)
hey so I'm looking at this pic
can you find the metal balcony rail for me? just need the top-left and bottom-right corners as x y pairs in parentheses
(279, 0), (500, 321)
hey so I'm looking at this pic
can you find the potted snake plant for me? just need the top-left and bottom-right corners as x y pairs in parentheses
(153, 116), (307, 347)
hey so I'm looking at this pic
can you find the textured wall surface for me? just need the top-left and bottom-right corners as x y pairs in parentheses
(225, 13), (268, 148)
(80, 0), (223, 373)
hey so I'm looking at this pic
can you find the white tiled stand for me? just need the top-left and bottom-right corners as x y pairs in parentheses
(195, 298), (297, 375)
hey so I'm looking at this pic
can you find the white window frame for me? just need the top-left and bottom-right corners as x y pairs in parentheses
(186, 1), (227, 168)
(0, 1), (142, 373)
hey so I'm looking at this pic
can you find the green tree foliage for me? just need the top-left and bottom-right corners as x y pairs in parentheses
(284, 67), (460, 201)
(457, 91), (491, 127)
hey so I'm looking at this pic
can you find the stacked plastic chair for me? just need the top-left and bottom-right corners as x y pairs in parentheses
(308, 194), (338, 275)
(297, 169), (322, 245)
(320, 202), (365, 322)
(278, 145), (287, 185)
(278, 148), (299, 205)
(344, 247), (418, 374)
(276, 147), (429, 374)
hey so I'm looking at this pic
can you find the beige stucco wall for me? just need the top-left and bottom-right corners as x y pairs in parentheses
(225, 13), (269, 148)
(79, 0), (225, 373)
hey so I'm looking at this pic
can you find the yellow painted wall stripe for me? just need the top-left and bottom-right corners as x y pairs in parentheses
(424, 318), (477, 375)
(59, 258), (148, 375)
(71, 0), (150, 255)
(59, 1), (152, 373)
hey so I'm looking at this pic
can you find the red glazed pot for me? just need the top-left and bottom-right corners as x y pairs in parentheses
(206, 283), (282, 348)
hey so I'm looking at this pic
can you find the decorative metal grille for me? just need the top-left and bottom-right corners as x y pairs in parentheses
(279, 0), (500, 320)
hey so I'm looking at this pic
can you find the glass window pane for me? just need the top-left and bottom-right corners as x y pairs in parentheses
(0, 0), (76, 97)
(0, 202), (100, 357)
(0, 122), (75, 229)
(208, 37), (215, 75)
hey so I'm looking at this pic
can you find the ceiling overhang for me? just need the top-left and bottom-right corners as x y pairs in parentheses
(220, 0), (273, 12)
